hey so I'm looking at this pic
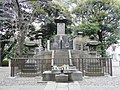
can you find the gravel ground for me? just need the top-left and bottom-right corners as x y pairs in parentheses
(79, 66), (120, 86)
(0, 67), (46, 86)
(0, 66), (120, 87)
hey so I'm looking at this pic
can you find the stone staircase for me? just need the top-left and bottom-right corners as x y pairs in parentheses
(54, 50), (69, 66)
(85, 62), (104, 76)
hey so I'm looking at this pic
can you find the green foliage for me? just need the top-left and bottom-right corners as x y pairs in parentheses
(31, 1), (37, 5)
(71, 0), (120, 56)
(79, 21), (99, 36)
(22, 47), (29, 55)
(36, 8), (47, 15)
(2, 59), (9, 66)
(105, 34), (118, 48)
(29, 0), (72, 48)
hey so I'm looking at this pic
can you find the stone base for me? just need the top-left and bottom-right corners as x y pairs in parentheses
(42, 71), (55, 81)
(42, 70), (83, 81)
(71, 71), (83, 81)
(55, 74), (68, 82)
(52, 70), (61, 73)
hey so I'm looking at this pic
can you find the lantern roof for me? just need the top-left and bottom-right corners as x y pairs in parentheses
(24, 41), (38, 47)
(86, 40), (99, 46)
(54, 13), (67, 23)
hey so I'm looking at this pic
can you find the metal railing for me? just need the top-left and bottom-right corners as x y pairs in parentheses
(11, 58), (51, 77)
(72, 57), (112, 76)
(11, 57), (112, 77)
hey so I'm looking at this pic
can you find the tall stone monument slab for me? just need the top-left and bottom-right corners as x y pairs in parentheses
(51, 13), (73, 49)
(55, 13), (67, 35)
(57, 23), (65, 35)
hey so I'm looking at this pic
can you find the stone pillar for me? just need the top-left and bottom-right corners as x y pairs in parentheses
(39, 39), (43, 51)
(9, 59), (11, 67)
(0, 44), (1, 66)
(60, 35), (62, 49)
(47, 40), (50, 51)
(73, 39), (76, 50)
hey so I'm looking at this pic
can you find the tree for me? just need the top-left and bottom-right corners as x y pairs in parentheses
(71, 0), (120, 57)
(0, 0), (35, 63)
(0, 0), (72, 63)
(0, 0), (18, 65)
(28, 0), (72, 49)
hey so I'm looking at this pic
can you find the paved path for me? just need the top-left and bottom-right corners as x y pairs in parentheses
(0, 86), (45, 90)
(44, 81), (81, 90)
(1, 66), (120, 90)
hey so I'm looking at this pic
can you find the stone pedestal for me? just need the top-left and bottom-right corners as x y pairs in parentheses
(55, 74), (68, 82)
(71, 71), (83, 81)
(42, 71), (55, 81)
(52, 70), (61, 73)
(42, 65), (83, 82)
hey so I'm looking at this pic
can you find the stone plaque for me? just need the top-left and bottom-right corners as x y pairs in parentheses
(57, 23), (65, 35)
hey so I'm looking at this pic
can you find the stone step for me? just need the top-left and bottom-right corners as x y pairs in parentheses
(54, 60), (69, 64)
(55, 56), (69, 58)
(55, 53), (68, 54)
(54, 63), (69, 66)
(54, 50), (69, 66)
(55, 55), (68, 57)
(54, 58), (69, 61)
(54, 62), (69, 66)
(55, 54), (68, 58)
(55, 50), (68, 52)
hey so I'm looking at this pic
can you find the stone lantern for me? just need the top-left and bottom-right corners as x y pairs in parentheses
(24, 37), (38, 58)
(86, 35), (99, 57)
(35, 32), (43, 52)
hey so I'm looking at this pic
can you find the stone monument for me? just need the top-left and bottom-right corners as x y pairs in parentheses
(53, 13), (71, 49)
(55, 13), (67, 35)
(24, 36), (38, 58)
(42, 13), (83, 82)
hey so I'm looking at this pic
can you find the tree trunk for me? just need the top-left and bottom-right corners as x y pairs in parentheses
(14, 0), (24, 57)
(97, 30), (105, 57)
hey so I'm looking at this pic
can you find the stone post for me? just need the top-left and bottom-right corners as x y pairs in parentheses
(73, 39), (76, 50)
(39, 38), (43, 51)
(0, 43), (1, 66)
(47, 40), (50, 51)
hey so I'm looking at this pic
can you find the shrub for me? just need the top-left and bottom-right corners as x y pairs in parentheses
(2, 59), (9, 66)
